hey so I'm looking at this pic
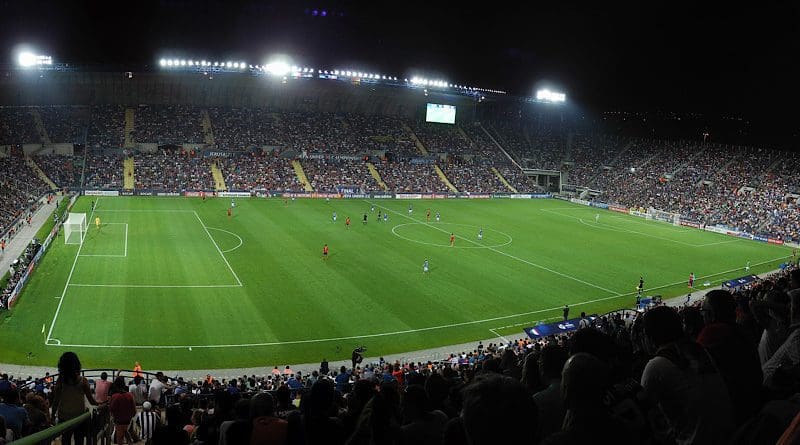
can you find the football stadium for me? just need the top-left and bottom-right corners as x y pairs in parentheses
(0, 2), (799, 444)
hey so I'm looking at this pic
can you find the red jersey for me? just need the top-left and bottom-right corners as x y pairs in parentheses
(227, 208), (232, 216)
(450, 235), (455, 242)
(323, 246), (329, 255)
(345, 217), (351, 225)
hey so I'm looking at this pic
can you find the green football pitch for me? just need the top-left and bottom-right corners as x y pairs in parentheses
(0, 196), (792, 370)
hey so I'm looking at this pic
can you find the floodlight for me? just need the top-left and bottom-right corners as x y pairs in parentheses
(159, 59), (166, 67)
(167, 60), (174, 66)
(265, 61), (291, 76)
(18, 52), (36, 67)
(240, 62), (246, 69)
(346, 71), (352, 76)
(226, 61), (232, 68)
(535, 89), (566, 103)
(188, 60), (194, 66)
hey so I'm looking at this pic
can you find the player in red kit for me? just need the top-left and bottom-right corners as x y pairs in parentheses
(227, 207), (232, 218)
(450, 233), (455, 247)
(322, 244), (329, 260)
(345, 217), (351, 229)
(688, 272), (695, 289)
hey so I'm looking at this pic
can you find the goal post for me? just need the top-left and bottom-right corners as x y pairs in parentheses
(64, 213), (87, 245)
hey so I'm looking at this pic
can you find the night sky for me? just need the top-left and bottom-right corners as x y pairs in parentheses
(1, 0), (798, 142)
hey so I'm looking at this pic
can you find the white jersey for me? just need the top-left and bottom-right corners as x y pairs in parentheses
(231, 200), (236, 208)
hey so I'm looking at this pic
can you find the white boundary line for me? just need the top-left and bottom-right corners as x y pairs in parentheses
(45, 254), (789, 349)
(544, 208), (735, 248)
(373, 201), (621, 295)
(46, 197), (99, 344)
(66, 283), (242, 288)
(206, 227), (244, 253)
(193, 211), (242, 286)
(390, 222), (513, 249)
(92, 209), (195, 213)
(78, 223), (129, 257)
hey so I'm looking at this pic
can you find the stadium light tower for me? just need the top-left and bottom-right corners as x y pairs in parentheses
(264, 59), (292, 76)
(535, 88), (566, 103)
(17, 51), (52, 68)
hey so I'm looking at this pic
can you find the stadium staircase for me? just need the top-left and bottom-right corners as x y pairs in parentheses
(478, 123), (524, 169)
(202, 110), (215, 145)
(26, 157), (58, 190)
(586, 140), (633, 188)
(291, 160), (314, 192)
(123, 157), (135, 189)
(30, 109), (51, 144)
(124, 108), (135, 148)
(402, 123), (430, 155)
(491, 167), (518, 193)
(366, 162), (389, 191)
(434, 165), (459, 193)
(211, 162), (227, 191)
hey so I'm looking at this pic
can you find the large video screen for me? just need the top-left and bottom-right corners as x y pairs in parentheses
(425, 103), (456, 124)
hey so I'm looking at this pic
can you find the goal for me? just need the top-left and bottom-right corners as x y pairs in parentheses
(64, 213), (87, 245)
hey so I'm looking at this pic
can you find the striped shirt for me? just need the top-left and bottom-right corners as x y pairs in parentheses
(135, 411), (160, 440)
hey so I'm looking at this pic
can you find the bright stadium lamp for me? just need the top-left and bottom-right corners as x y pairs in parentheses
(535, 88), (566, 103)
(17, 51), (36, 67)
(265, 60), (291, 76)
(159, 59), (166, 67)
(240, 62), (246, 69)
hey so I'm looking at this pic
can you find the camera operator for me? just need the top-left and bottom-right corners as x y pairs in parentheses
(351, 346), (366, 369)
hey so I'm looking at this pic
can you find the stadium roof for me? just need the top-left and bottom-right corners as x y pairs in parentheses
(1, 1), (798, 145)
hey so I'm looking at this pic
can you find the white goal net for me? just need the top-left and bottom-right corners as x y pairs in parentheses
(64, 213), (87, 245)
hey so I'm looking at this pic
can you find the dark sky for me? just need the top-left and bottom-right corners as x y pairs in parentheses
(1, 0), (799, 135)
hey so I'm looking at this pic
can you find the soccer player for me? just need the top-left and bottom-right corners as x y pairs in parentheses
(595, 213), (600, 223)
(345, 216), (351, 229)
(377, 210), (382, 222)
(332, 211), (337, 223)
(478, 228), (483, 240)
(746, 260), (751, 272)
(231, 199), (236, 209)
(449, 233), (455, 247)
(688, 272), (695, 289)
(637, 276), (644, 298)
(423, 259), (429, 273)
(323, 244), (329, 260)
(383, 213), (388, 222)
(201, 191), (206, 201)
(408, 203), (413, 215)
(371, 204), (375, 212)
(95, 216), (101, 229)
(227, 207), (232, 218)
(435, 211), (440, 222)
(563, 304), (569, 321)
(426, 209), (431, 222)
(363, 213), (368, 224)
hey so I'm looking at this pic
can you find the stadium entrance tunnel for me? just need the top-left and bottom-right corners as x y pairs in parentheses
(391, 222), (512, 249)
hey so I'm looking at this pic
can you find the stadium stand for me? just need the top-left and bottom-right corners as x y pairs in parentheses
(3, 263), (799, 444)
(219, 153), (302, 192)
